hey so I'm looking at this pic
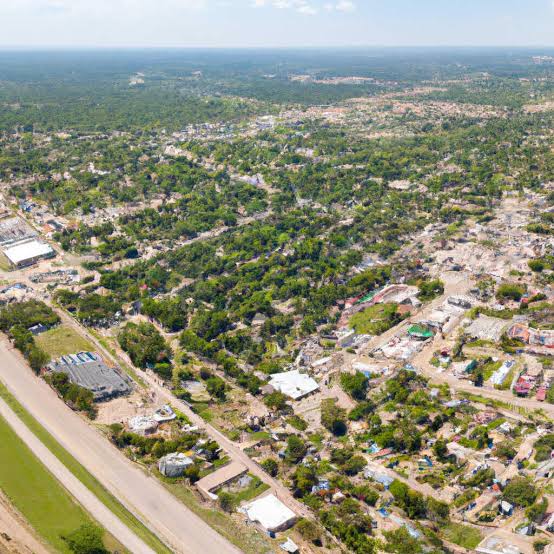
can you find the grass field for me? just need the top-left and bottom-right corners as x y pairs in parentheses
(350, 303), (401, 335)
(441, 522), (483, 549)
(0, 383), (171, 554)
(35, 324), (94, 358)
(0, 413), (107, 553)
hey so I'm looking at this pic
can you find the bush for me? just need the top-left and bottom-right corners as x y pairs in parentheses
(296, 518), (321, 545)
(496, 283), (525, 302)
(62, 524), (108, 554)
(261, 458), (279, 477)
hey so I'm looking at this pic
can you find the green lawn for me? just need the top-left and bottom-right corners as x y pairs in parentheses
(441, 522), (483, 549)
(0, 413), (98, 553)
(0, 383), (171, 554)
(35, 324), (95, 358)
(349, 303), (401, 335)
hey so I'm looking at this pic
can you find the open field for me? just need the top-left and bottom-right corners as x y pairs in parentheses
(441, 522), (483, 550)
(36, 324), (95, 357)
(0, 381), (171, 554)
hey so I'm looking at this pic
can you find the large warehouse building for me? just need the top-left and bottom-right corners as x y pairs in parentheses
(4, 239), (55, 268)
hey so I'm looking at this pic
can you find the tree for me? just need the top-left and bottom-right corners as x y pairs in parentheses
(432, 439), (448, 461)
(206, 376), (226, 400)
(295, 518), (321, 545)
(494, 441), (517, 461)
(264, 391), (288, 411)
(383, 527), (424, 554)
(340, 372), (369, 400)
(426, 497), (449, 523)
(62, 524), (108, 554)
(320, 399), (347, 436)
(286, 435), (307, 464)
(291, 465), (317, 497)
(27, 345), (50, 373)
(503, 477), (537, 507)
(526, 498), (548, 523)
(218, 491), (236, 513)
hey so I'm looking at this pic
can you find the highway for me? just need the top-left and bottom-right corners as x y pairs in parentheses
(0, 336), (241, 554)
(0, 396), (155, 554)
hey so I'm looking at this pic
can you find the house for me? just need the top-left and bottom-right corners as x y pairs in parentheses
(280, 538), (299, 553)
(499, 501), (514, 516)
(407, 324), (434, 340)
(239, 494), (296, 532)
(508, 323), (530, 344)
(195, 461), (248, 500)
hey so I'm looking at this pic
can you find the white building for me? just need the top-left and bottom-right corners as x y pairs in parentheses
(269, 370), (319, 400)
(4, 239), (55, 268)
(240, 494), (296, 532)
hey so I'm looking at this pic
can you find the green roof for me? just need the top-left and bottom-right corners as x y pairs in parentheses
(408, 325), (434, 338)
(356, 289), (381, 305)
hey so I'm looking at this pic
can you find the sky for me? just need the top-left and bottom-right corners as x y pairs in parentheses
(1, 0), (554, 49)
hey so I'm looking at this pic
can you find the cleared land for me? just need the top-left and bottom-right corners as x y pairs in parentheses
(35, 324), (94, 358)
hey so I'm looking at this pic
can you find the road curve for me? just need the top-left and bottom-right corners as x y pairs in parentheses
(0, 337), (241, 554)
(0, 397), (155, 554)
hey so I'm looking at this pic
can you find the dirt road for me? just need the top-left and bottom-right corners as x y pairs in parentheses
(0, 398), (155, 554)
(0, 491), (49, 554)
(0, 338), (241, 554)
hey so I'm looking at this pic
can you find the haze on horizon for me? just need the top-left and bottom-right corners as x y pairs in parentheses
(2, 0), (554, 50)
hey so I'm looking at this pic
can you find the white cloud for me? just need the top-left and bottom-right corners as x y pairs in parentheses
(335, 0), (355, 12)
(251, 0), (318, 15)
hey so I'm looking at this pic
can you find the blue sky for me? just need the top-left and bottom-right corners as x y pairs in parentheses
(1, 0), (554, 48)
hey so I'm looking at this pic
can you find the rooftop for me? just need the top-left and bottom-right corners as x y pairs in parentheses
(269, 370), (319, 400)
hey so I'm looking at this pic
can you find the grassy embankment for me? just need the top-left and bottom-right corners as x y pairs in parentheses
(0, 412), (124, 553)
(0, 383), (171, 554)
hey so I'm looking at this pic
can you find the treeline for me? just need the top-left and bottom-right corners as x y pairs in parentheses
(0, 300), (59, 371)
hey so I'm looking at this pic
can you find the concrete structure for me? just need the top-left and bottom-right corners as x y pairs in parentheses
(465, 316), (510, 343)
(240, 494), (296, 532)
(268, 370), (319, 400)
(128, 416), (158, 436)
(47, 352), (131, 401)
(158, 453), (194, 477)
(0, 217), (36, 246)
(4, 239), (55, 268)
(196, 461), (248, 500)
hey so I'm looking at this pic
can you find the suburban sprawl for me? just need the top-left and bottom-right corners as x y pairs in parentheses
(5, 48), (554, 554)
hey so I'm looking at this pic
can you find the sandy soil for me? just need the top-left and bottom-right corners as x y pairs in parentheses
(0, 492), (49, 554)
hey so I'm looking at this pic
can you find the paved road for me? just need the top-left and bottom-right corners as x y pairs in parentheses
(0, 338), (241, 554)
(0, 397), (155, 554)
